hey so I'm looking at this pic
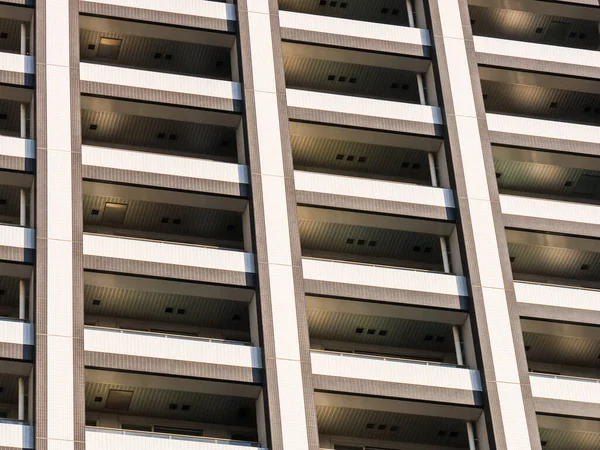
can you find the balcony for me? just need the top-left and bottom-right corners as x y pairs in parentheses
(84, 326), (261, 382)
(311, 349), (481, 405)
(486, 113), (600, 152)
(287, 89), (442, 136)
(79, 63), (242, 112)
(0, 420), (33, 449)
(302, 257), (468, 309)
(531, 373), (600, 417)
(0, 318), (33, 346)
(0, 224), (34, 264)
(82, 145), (248, 197)
(80, 0), (237, 25)
(86, 427), (263, 450)
(515, 281), (600, 316)
(279, 10), (430, 56)
(500, 194), (600, 237)
(82, 233), (255, 286)
(295, 170), (454, 220)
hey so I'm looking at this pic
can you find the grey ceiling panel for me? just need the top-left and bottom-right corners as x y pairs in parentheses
(291, 134), (431, 183)
(308, 309), (454, 351)
(0, 18), (26, 54)
(83, 194), (244, 245)
(80, 29), (231, 79)
(86, 382), (256, 426)
(84, 284), (249, 331)
(482, 80), (600, 126)
(81, 109), (238, 161)
(284, 56), (420, 103)
(0, 184), (22, 220)
(279, 0), (410, 27)
(509, 242), (600, 282)
(524, 332), (600, 368)
(539, 426), (600, 450)
(299, 218), (443, 267)
(469, 5), (600, 50)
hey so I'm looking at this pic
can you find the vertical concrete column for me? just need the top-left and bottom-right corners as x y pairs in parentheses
(19, 188), (26, 226)
(20, 23), (26, 55)
(425, 1), (540, 449)
(18, 376), (25, 421)
(19, 279), (26, 320)
(35, 1), (85, 450)
(235, 1), (319, 449)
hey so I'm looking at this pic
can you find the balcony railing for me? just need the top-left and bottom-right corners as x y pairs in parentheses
(0, 420), (33, 449)
(86, 427), (263, 450)
(84, 326), (262, 368)
(311, 349), (481, 391)
(530, 372), (600, 405)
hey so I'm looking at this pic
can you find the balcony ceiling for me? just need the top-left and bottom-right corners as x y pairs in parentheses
(524, 331), (600, 369)
(84, 284), (249, 333)
(80, 29), (231, 79)
(81, 109), (238, 162)
(509, 241), (600, 284)
(0, 18), (22, 54)
(0, 276), (19, 309)
(469, 5), (600, 50)
(540, 427), (600, 450)
(495, 159), (600, 202)
(317, 405), (468, 448)
(284, 56), (420, 103)
(299, 218), (443, 269)
(308, 308), (454, 352)
(83, 194), (244, 247)
(279, 0), (410, 27)
(0, 184), (21, 220)
(86, 381), (256, 427)
(291, 133), (431, 183)
(0, 373), (19, 405)
(481, 80), (600, 126)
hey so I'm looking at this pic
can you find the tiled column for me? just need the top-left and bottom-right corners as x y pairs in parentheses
(235, 1), (319, 449)
(426, 1), (541, 449)
(35, 1), (85, 450)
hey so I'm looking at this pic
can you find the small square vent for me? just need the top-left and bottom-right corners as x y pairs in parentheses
(97, 37), (122, 59)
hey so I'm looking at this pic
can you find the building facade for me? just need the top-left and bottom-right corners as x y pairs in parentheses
(0, 0), (598, 449)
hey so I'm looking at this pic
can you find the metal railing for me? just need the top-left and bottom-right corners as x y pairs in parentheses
(302, 255), (452, 276)
(85, 326), (252, 347)
(530, 372), (600, 384)
(86, 426), (262, 448)
(311, 348), (465, 369)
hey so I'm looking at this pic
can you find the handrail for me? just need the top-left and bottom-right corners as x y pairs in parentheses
(311, 348), (465, 369)
(84, 232), (247, 253)
(86, 426), (261, 447)
(515, 279), (600, 294)
(530, 372), (600, 384)
(85, 326), (252, 347)
(302, 255), (452, 276)
(0, 418), (28, 425)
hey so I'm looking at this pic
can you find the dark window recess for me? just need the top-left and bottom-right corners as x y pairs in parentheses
(89, 124), (98, 130)
(355, 327), (364, 334)
(336, 154), (344, 160)
(157, 133), (166, 139)
(338, 76), (347, 82)
(165, 307), (174, 313)
(357, 239), (365, 245)
(154, 52), (162, 59)
(92, 299), (101, 306)
(0, 114), (7, 120)
(88, 44), (95, 50)
(161, 217), (169, 223)
(165, 54), (173, 61)
(327, 74), (336, 81)
(0, 33), (7, 39)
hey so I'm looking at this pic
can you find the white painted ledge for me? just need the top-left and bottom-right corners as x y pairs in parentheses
(82, 145), (248, 185)
(294, 170), (454, 208)
(0, 421), (33, 449)
(85, 327), (262, 368)
(487, 113), (600, 145)
(302, 258), (468, 297)
(0, 224), (35, 250)
(83, 233), (255, 274)
(80, 62), (243, 100)
(312, 350), (481, 392)
(82, 0), (237, 21)
(287, 88), (443, 125)
(279, 10), (430, 46)
(86, 427), (264, 450)
(0, 318), (33, 346)
(515, 282), (600, 312)
(0, 53), (34, 74)
(474, 35), (600, 69)
(500, 194), (600, 226)
(0, 135), (35, 159)
(530, 373), (600, 405)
